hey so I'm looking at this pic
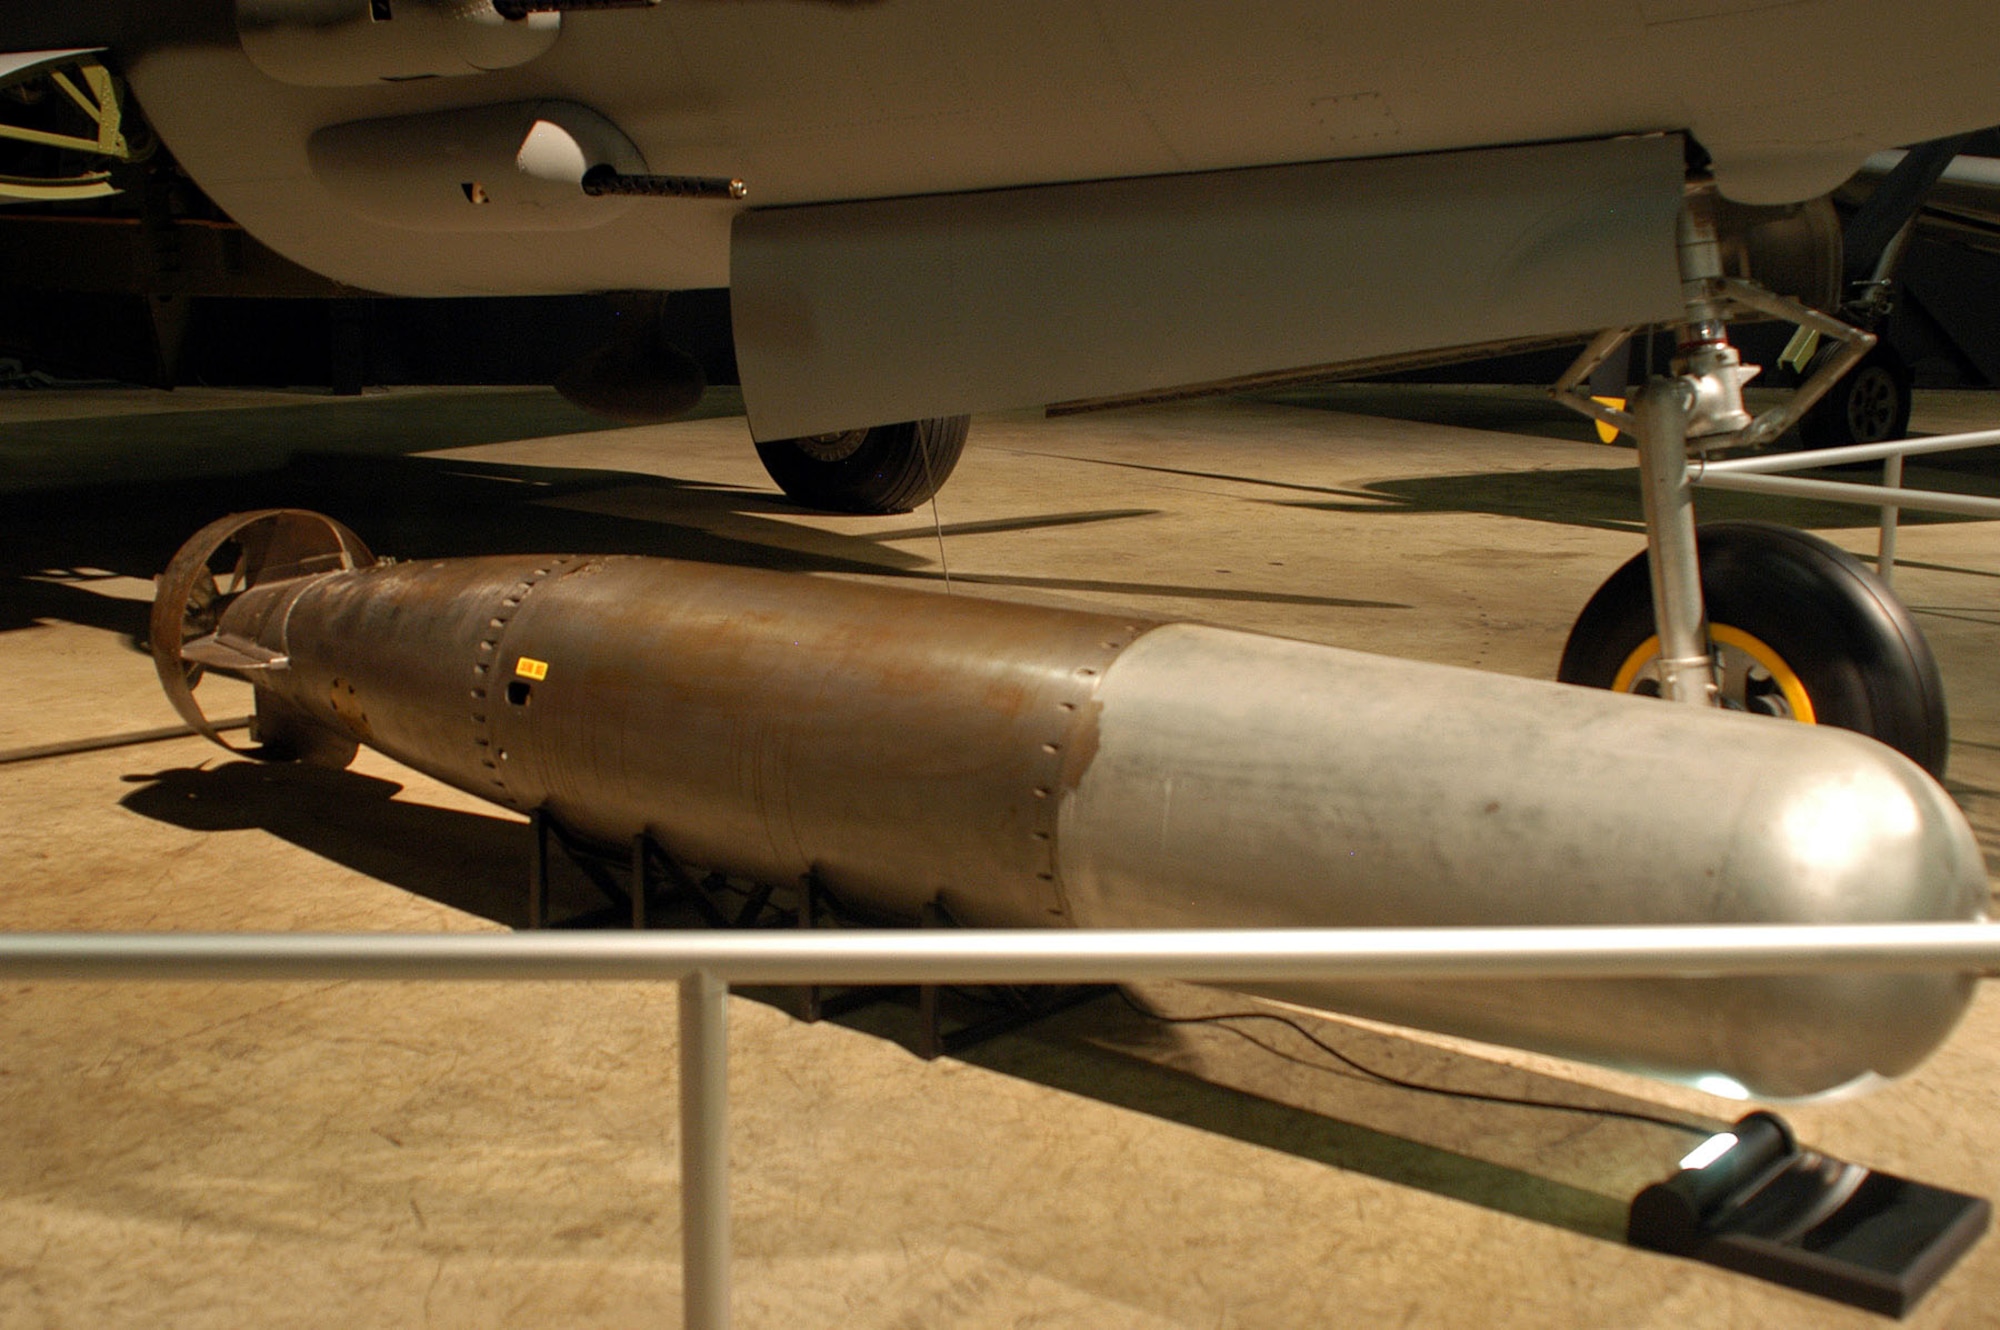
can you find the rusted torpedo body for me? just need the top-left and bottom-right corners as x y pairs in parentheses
(154, 510), (1987, 1100)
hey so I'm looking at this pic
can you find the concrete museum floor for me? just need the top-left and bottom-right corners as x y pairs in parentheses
(4, 380), (2000, 1328)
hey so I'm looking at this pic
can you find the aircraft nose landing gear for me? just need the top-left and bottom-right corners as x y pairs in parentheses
(1554, 177), (1950, 776)
(1557, 521), (1949, 776)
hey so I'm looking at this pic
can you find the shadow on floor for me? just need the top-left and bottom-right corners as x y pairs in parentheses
(1, 387), (1390, 643)
(116, 757), (1714, 1248)
(1042, 447), (1996, 537)
(1274, 464), (1999, 534)
(119, 761), (537, 928)
(0, 388), (632, 494)
(1246, 383), (1612, 444)
(779, 978), (1711, 1242)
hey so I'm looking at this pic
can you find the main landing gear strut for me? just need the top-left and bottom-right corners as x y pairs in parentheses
(1554, 178), (1949, 776)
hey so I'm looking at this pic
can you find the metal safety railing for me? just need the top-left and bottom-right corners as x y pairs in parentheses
(1694, 425), (2000, 585)
(7, 923), (2000, 1330)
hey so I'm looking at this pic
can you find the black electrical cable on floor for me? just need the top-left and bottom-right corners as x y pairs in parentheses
(1115, 989), (1714, 1138)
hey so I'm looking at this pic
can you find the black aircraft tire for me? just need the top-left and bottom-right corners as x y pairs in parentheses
(754, 415), (970, 514)
(1799, 343), (1912, 450)
(1557, 522), (1948, 776)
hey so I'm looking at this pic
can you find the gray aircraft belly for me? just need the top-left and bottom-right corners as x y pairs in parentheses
(730, 134), (1687, 439)
(121, 1), (2000, 297)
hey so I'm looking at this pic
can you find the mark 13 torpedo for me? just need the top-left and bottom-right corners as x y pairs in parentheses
(152, 509), (1986, 1101)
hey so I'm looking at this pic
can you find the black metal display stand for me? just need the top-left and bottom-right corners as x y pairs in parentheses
(1628, 1110), (1989, 1317)
(797, 876), (1104, 1060)
(528, 813), (795, 932)
(525, 819), (1099, 1057)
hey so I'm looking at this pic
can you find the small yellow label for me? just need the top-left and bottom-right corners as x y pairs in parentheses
(1591, 396), (1627, 445)
(515, 656), (549, 681)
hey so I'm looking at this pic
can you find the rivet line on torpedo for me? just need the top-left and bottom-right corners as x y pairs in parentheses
(470, 555), (583, 804)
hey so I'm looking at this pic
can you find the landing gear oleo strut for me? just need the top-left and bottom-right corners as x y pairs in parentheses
(1555, 178), (1948, 775)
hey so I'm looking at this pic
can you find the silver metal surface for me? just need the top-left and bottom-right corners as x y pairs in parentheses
(1693, 422), (2000, 584)
(1, 924), (1996, 986)
(680, 970), (730, 1330)
(1699, 427), (2000, 474)
(1881, 451), (1905, 586)
(1633, 383), (1717, 705)
(1692, 470), (2000, 520)
(156, 515), (1988, 1099)
(1057, 624), (1983, 1098)
(1703, 278), (1874, 452)
(1552, 279), (1881, 452)
(1673, 186), (1757, 439)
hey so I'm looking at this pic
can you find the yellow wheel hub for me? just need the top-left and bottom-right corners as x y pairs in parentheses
(1608, 624), (1817, 723)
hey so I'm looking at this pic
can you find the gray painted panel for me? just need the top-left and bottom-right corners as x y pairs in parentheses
(732, 135), (1687, 439)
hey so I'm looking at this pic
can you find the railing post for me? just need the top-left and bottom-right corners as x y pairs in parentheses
(1880, 452), (1904, 586)
(679, 970), (731, 1330)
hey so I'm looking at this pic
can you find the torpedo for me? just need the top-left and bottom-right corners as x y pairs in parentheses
(152, 509), (1987, 1100)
